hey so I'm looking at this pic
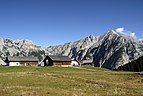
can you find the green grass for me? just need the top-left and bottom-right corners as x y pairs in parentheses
(0, 66), (143, 96)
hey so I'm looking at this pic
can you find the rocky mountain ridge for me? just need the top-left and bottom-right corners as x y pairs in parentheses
(0, 38), (46, 65)
(0, 29), (143, 69)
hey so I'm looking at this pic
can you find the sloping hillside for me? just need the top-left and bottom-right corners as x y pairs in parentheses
(118, 55), (143, 71)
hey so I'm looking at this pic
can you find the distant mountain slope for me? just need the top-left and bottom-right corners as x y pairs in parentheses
(0, 39), (45, 65)
(0, 29), (143, 70)
(46, 35), (99, 60)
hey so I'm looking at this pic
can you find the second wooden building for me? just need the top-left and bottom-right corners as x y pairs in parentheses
(42, 55), (72, 67)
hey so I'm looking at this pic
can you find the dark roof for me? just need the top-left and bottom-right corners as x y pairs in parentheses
(48, 55), (71, 61)
(7, 56), (39, 62)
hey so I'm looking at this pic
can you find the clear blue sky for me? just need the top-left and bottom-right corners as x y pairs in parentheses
(0, 0), (143, 47)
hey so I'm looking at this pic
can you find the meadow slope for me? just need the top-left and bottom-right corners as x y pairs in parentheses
(0, 66), (143, 96)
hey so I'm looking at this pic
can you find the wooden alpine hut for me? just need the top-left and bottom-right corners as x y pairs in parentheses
(42, 55), (72, 67)
(5, 56), (39, 66)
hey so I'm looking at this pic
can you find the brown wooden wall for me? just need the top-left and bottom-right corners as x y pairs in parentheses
(20, 62), (38, 66)
(53, 61), (71, 65)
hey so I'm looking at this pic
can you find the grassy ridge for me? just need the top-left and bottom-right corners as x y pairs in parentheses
(0, 66), (143, 96)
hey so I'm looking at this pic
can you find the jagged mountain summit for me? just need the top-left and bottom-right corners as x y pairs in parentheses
(91, 31), (143, 69)
(46, 35), (99, 59)
(0, 28), (143, 69)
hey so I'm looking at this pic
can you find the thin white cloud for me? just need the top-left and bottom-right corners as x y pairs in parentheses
(115, 27), (137, 40)
(138, 38), (143, 41)
(130, 32), (136, 38)
(116, 28), (124, 33)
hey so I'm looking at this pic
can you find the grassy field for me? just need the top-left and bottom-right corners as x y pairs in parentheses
(0, 66), (143, 96)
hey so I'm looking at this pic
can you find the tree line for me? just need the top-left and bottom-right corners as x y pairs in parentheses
(117, 56), (143, 72)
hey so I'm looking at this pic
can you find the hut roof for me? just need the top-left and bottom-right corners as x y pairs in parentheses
(7, 56), (39, 62)
(48, 55), (71, 61)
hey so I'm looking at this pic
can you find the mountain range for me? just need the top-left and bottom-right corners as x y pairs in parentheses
(0, 29), (143, 69)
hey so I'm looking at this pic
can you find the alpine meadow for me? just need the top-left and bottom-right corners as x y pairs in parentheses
(0, 0), (143, 96)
